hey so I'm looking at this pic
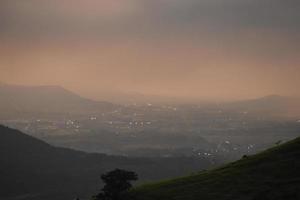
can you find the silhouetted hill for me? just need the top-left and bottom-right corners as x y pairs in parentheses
(0, 84), (116, 116)
(222, 95), (300, 118)
(0, 125), (216, 200)
(133, 137), (300, 200)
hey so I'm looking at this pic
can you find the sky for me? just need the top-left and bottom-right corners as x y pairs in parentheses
(0, 0), (300, 101)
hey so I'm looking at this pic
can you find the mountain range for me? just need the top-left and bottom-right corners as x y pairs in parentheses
(0, 83), (299, 118)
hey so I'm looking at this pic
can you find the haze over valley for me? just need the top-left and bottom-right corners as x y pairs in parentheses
(0, 83), (299, 160)
(1, 1), (300, 200)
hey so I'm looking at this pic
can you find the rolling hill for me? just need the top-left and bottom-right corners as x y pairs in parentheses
(0, 125), (216, 200)
(222, 95), (300, 118)
(133, 136), (300, 200)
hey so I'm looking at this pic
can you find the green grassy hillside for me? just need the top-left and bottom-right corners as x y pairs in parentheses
(133, 137), (300, 200)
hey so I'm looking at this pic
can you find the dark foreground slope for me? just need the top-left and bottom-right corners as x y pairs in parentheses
(133, 137), (300, 200)
(0, 125), (216, 200)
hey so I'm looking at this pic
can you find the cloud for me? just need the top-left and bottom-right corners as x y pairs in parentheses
(1, 0), (300, 38)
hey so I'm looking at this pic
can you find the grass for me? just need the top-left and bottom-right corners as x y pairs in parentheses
(132, 137), (300, 200)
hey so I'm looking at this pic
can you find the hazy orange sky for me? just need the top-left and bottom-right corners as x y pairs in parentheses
(0, 0), (299, 101)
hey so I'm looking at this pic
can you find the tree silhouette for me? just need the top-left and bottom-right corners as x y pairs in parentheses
(94, 169), (138, 200)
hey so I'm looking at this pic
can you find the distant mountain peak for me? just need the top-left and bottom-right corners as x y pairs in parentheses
(0, 83), (116, 115)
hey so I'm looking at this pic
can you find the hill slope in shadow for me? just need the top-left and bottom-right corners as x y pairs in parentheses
(0, 125), (216, 200)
